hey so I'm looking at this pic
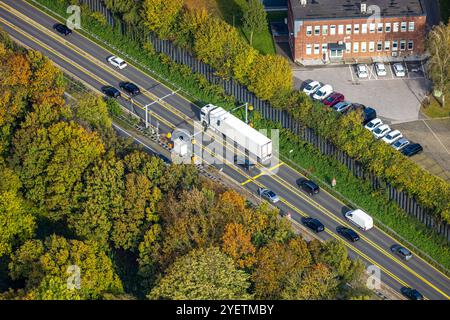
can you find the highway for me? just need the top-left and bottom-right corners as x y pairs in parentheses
(1, 0), (449, 300)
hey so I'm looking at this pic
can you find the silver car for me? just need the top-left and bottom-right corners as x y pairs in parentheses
(257, 188), (280, 204)
(391, 244), (413, 261)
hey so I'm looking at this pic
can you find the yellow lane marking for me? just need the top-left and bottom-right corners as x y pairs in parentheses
(241, 162), (284, 186)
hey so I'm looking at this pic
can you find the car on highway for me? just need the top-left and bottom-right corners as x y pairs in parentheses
(393, 63), (406, 77)
(298, 179), (320, 196)
(390, 244), (413, 261)
(312, 84), (333, 101)
(119, 81), (140, 96)
(375, 62), (387, 76)
(337, 226), (360, 242)
(372, 124), (391, 139)
(345, 209), (373, 231)
(391, 138), (410, 151)
(400, 287), (424, 300)
(382, 129), (403, 144)
(234, 155), (256, 171)
(365, 118), (383, 132)
(323, 92), (345, 107)
(332, 101), (352, 113)
(356, 64), (369, 78)
(53, 23), (72, 36)
(302, 81), (322, 95)
(257, 188), (280, 204)
(108, 56), (128, 69)
(101, 85), (121, 98)
(302, 217), (325, 233)
(401, 143), (423, 157)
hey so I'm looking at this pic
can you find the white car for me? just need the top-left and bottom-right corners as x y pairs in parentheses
(393, 63), (406, 77)
(382, 130), (403, 144)
(108, 56), (128, 69)
(356, 64), (369, 78)
(312, 84), (333, 100)
(365, 118), (383, 131)
(375, 63), (387, 76)
(303, 81), (322, 95)
(372, 124), (391, 139)
(392, 138), (410, 151)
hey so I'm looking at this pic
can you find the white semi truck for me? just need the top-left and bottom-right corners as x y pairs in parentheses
(200, 104), (272, 163)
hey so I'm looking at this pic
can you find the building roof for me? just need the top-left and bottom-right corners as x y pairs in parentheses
(290, 0), (425, 20)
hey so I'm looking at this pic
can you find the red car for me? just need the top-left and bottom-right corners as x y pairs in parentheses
(323, 92), (345, 107)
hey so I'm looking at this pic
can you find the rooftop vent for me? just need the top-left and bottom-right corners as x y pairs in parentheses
(361, 2), (367, 14)
(300, 0), (307, 6)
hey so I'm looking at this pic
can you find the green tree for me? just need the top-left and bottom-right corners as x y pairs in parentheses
(73, 94), (112, 131)
(148, 247), (251, 300)
(242, 0), (268, 46)
(141, 0), (184, 38)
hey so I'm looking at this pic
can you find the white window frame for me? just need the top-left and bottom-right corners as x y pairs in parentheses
(314, 44), (320, 54)
(409, 22), (415, 32)
(345, 42), (351, 53)
(354, 24), (360, 34)
(338, 25), (344, 35)
(377, 41), (383, 52)
(314, 25), (320, 36)
(392, 40), (398, 51)
(384, 41), (390, 51)
(346, 24), (352, 34)
(377, 23), (383, 33)
(330, 25), (336, 35)
(393, 22), (399, 32)
(407, 40), (414, 50)
(321, 43), (328, 53)
(369, 23), (376, 33)
(361, 42), (367, 53)
(361, 23), (367, 34)
(369, 41), (375, 52)
(353, 42), (359, 53)
(322, 25), (328, 35)
(400, 40), (406, 51)
(401, 22), (407, 32)
(306, 44), (312, 55)
(385, 23), (391, 33)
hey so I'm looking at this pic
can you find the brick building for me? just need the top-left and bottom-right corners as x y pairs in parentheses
(287, 0), (427, 64)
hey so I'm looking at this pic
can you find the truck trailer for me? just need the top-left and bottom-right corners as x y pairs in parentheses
(200, 104), (272, 163)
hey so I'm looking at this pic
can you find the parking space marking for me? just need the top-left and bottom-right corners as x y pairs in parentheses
(423, 120), (450, 156)
(349, 64), (355, 82)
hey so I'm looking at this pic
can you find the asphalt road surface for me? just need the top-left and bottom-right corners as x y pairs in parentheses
(1, 0), (449, 300)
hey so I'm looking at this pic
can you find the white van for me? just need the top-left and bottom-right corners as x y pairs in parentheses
(345, 209), (373, 231)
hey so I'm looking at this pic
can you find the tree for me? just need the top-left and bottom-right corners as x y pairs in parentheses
(242, 0), (268, 46)
(141, 0), (184, 38)
(221, 223), (256, 269)
(289, 263), (339, 300)
(427, 22), (450, 107)
(148, 247), (251, 300)
(72, 94), (112, 131)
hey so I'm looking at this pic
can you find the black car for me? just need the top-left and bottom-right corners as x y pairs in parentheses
(401, 143), (423, 157)
(298, 179), (320, 196)
(400, 287), (424, 300)
(302, 217), (325, 233)
(119, 81), (140, 96)
(347, 104), (377, 125)
(337, 226), (360, 242)
(101, 86), (121, 98)
(53, 23), (72, 36)
(234, 155), (256, 171)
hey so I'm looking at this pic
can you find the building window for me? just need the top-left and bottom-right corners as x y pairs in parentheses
(377, 41), (383, 51)
(330, 25), (336, 35)
(306, 44), (312, 55)
(409, 22), (415, 32)
(369, 41), (375, 52)
(354, 24), (360, 34)
(385, 23), (391, 33)
(345, 42), (351, 53)
(400, 40), (406, 50)
(369, 23), (376, 33)
(322, 25), (328, 35)
(314, 26), (320, 35)
(314, 44), (320, 54)
(377, 23), (383, 33)
(346, 24), (352, 34)
(361, 24), (367, 34)
(384, 41), (390, 51)
(401, 22), (407, 32)
(353, 42), (359, 53)
(338, 25), (344, 35)
(322, 43), (328, 53)
(408, 40), (414, 50)
(306, 26), (312, 36)
(393, 22), (399, 32)
(361, 42), (367, 53)
(392, 40), (398, 51)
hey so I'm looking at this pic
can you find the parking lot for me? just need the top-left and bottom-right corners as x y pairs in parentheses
(294, 61), (432, 122)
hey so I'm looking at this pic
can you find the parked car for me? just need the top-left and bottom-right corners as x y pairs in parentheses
(365, 118), (383, 132)
(302, 217), (325, 233)
(382, 130), (403, 144)
(375, 62), (387, 76)
(400, 287), (424, 300)
(257, 188), (280, 204)
(390, 244), (413, 261)
(234, 155), (256, 171)
(392, 138), (410, 151)
(119, 81), (140, 96)
(323, 92), (345, 107)
(356, 64), (369, 78)
(372, 124), (391, 139)
(298, 179), (320, 196)
(53, 23), (72, 36)
(302, 81), (322, 95)
(393, 63), (406, 77)
(108, 56), (128, 69)
(101, 85), (121, 98)
(361, 106), (377, 125)
(345, 209), (373, 231)
(401, 143), (423, 157)
(312, 84), (333, 101)
(337, 226), (360, 242)
(332, 101), (352, 113)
